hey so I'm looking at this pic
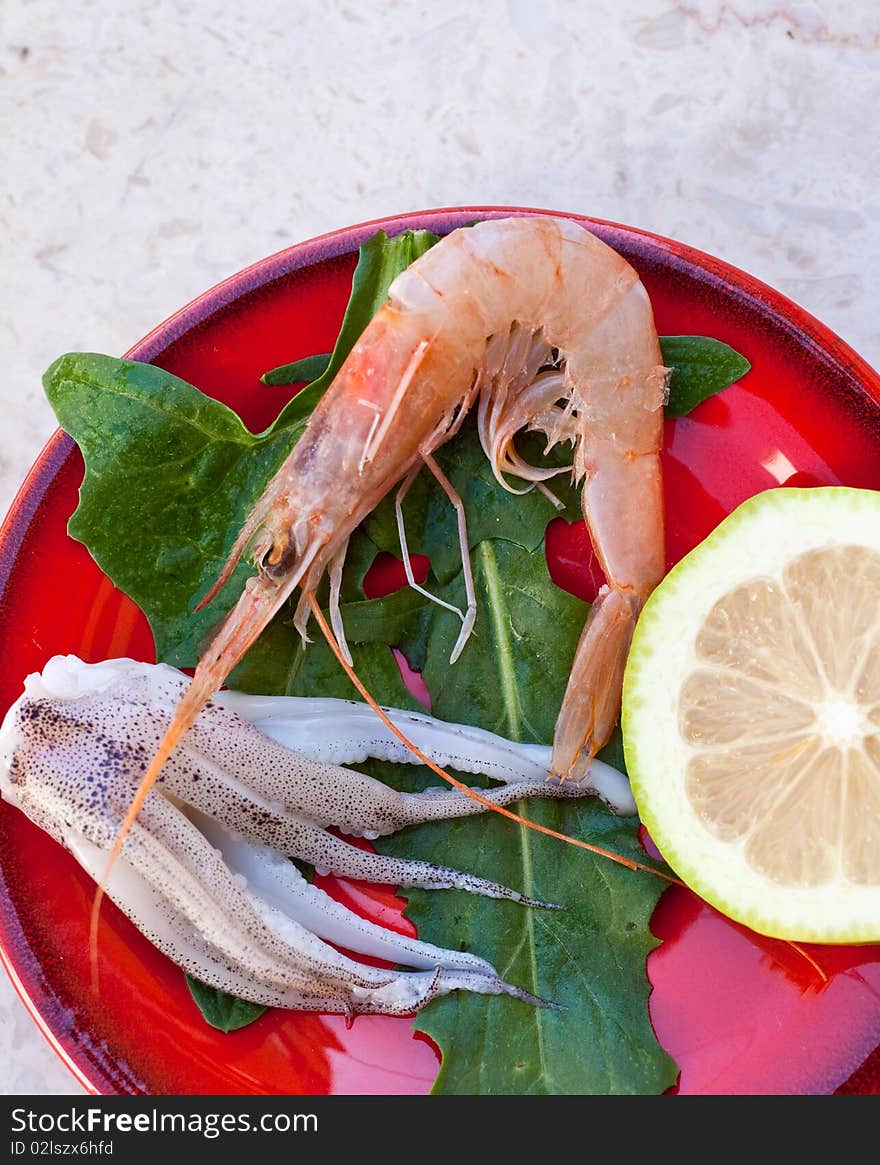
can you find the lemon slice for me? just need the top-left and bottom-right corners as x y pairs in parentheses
(623, 486), (880, 942)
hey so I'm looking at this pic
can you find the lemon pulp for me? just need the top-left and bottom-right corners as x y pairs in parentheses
(623, 487), (880, 942)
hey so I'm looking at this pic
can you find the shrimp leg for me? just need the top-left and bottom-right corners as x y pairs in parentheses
(421, 451), (478, 664)
(328, 536), (352, 666)
(395, 466), (465, 626)
(395, 450), (478, 665)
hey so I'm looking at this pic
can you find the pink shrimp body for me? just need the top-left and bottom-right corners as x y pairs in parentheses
(124, 216), (667, 857)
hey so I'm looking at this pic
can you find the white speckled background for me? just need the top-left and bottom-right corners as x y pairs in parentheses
(2, 0), (880, 1095)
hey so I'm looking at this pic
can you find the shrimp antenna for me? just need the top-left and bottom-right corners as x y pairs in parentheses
(306, 593), (677, 883)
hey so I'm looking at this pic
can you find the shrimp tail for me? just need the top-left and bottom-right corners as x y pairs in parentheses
(550, 586), (639, 782)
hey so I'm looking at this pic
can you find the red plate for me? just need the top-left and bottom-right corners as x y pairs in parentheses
(2, 207), (880, 1096)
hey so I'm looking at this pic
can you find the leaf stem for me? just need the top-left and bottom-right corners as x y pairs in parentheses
(479, 541), (522, 743)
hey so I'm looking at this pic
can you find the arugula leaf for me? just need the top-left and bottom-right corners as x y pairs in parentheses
(230, 618), (420, 710)
(43, 352), (306, 667)
(384, 800), (673, 1093)
(334, 586), (431, 648)
(186, 977), (266, 1032)
(364, 418), (581, 585)
(661, 335), (751, 417)
(267, 228), (438, 411)
(409, 539), (587, 740)
(261, 352), (331, 386)
(337, 541), (674, 1093)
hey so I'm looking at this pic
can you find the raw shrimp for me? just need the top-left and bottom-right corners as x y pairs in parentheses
(108, 215), (668, 898)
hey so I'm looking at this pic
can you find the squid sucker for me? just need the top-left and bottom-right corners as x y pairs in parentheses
(0, 656), (632, 1020)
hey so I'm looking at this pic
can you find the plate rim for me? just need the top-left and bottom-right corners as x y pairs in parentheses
(2, 203), (879, 1095)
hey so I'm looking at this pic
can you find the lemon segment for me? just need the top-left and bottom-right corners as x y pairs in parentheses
(622, 487), (880, 942)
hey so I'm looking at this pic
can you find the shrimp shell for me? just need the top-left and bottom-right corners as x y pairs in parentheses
(116, 215), (668, 897)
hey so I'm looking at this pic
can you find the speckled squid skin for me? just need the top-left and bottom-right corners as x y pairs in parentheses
(0, 656), (597, 1017)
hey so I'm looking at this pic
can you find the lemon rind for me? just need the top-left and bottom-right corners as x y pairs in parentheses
(623, 487), (880, 944)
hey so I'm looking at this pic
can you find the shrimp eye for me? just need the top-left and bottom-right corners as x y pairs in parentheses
(252, 528), (294, 576)
(262, 534), (298, 579)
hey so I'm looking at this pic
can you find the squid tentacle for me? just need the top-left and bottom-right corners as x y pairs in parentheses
(0, 655), (606, 1017)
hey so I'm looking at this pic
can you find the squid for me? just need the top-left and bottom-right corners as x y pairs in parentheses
(0, 655), (633, 1020)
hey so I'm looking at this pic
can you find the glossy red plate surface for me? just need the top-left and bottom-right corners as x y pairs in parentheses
(2, 207), (880, 1096)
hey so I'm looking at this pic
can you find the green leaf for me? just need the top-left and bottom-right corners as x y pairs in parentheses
(185, 977), (266, 1032)
(661, 335), (751, 417)
(261, 229), (437, 392)
(261, 352), (332, 386)
(365, 416), (580, 585)
(413, 540), (588, 742)
(336, 587), (432, 647)
(320, 538), (673, 1091)
(231, 619), (420, 711)
(43, 352), (309, 667)
(358, 540), (675, 1093)
(271, 228), (439, 427)
(385, 801), (672, 1093)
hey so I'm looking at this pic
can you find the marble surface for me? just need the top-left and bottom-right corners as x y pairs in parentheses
(2, 0), (880, 1095)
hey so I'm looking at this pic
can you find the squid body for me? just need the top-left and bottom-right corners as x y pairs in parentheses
(0, 655), (633, 1020)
